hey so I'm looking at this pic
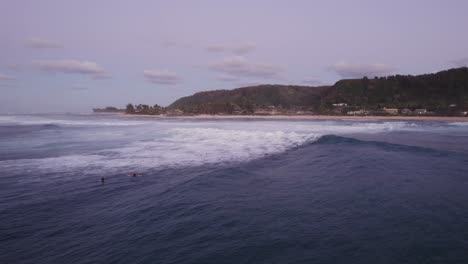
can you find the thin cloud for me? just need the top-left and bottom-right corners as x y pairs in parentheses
(331, 62), (395, 78)
(26, 38), (63, 49)
(6, 64), (25, 72)
(92, 73), (112, 80)
(205, 42), (256, 55)
(0, 83), (18, 88)
(34, 60), (109, 79)
(452, 58), (468, 67)
(161, 40), (177, 48)
(210, 56), (281, 79)
(143, 69), (181, 85)
(206, 45), (226, 53)
(0, 73), (14, 80)
(232, 43), (256, 55)
(70, 85), (88, 91)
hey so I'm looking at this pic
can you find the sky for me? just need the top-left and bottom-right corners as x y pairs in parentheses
(1, 0), (468, 113)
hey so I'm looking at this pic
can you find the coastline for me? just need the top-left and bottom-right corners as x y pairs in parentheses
(122, 114), (468, 122)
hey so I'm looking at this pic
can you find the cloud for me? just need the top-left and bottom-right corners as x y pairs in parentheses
(26, 38), (63, 49)
(231, 43), (256, 55)
(210, 56), (281, 80)
(34, 60), (109, 79)
(0, 83), (17, 88)
(206, 45), (226, 53)
(92, 73), (112, 80)
(70, 85), (88, 91)
(6, 64), (25, 72)
(0, 73), (14, 80)
(161, 40), (177, 48)
(205, 42), (256, 55)
(143, 70), (181, 85)
(0, 73), (16, 88)
(331, 62), (395, 78)
(451, 58), (468, 67)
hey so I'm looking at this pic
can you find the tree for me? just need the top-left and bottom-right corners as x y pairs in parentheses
(136, 104), (143, 112)
(362, 76), (369, 92)
(126, 103), (135, 114)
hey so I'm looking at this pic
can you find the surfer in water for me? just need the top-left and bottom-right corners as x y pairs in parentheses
(128, 173), (143, 177)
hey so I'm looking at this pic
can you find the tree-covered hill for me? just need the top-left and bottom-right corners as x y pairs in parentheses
(125, 67), (468, 116)
(168, 85), (326, 114)
(320, 67), (468, 114)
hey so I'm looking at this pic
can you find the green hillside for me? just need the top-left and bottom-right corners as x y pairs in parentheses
(320, 67), (468, 114)
(126, 67), (468, 116)
(168, 85), (326, 114)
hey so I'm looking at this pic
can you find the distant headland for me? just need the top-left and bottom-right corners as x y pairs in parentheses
(101, 67), (468, 118)
(92, 106), (125, 113)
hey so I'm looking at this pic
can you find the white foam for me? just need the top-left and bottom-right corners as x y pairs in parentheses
(0, 116), (16, 123)
(0, 115), (149, 126)
(449, 122), (468, 126)
(0, 116), (427, 176)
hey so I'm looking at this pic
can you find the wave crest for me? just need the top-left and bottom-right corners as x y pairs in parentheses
(0, 116), (439, 178)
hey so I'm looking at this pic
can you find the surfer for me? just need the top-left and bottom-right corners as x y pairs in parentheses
(101, 177), (105, 183)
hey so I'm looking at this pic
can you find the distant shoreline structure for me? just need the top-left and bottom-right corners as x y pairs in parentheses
(121, 113), (468, 122)
(103, 67), (468, 119)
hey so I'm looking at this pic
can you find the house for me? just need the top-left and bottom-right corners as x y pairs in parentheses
(295, 111), (315, 115)
(414, 109), (427, 115)
(401, 108), (413, 115)
(332, 103), (348, 107)
(254, 108), (279, 115)
(232, 104), (243, 115)
(166, 109), (184, 116)
(347, 110), (367, 115)
(383, 107), (399, 115)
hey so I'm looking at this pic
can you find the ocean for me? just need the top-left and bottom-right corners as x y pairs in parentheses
(1, 114), (468, 264)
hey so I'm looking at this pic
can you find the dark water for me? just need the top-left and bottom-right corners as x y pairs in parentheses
(1, 114), (468, 263)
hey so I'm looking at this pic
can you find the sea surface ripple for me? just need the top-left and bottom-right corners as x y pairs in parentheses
(1, 114), (468, 264)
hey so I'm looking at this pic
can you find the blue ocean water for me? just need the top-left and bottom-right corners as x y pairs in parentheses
(1, 114), (468, 264)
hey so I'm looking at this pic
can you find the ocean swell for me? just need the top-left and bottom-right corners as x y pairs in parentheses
(0, 116), (429, 178)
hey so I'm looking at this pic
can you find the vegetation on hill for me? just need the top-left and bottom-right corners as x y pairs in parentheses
(124, 67), (468, 116)
(320, 67), (468, 115)
(168, 85), (326, 114)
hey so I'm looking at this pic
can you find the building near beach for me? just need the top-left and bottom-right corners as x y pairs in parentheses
(401, 109), (413, 115)
(414, 109), (427, 115)
(166, 109), (184, 116)
(332, 103), (348, 107)
(347, 110), (368, 115)
(383, 107), (399, 115)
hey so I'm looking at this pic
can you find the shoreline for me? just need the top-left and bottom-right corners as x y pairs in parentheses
(122, 114), (468, 122)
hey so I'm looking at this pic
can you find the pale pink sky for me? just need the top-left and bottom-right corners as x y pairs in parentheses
(1, 0), (467, 112)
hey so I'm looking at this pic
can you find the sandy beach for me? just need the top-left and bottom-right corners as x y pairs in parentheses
(123, 114), (468, 122)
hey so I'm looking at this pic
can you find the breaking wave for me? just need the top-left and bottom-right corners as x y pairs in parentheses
(0, 117), (426, 177)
